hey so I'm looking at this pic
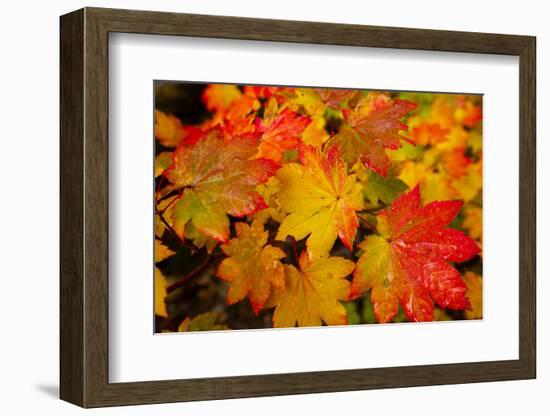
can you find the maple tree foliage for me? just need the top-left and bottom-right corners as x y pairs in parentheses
(154, 82), (483, 331)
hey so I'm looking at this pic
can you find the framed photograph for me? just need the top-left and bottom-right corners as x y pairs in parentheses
(60, 7), (536, 408)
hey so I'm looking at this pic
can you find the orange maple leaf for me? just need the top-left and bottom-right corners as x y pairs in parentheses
(217, 220), (286, 314)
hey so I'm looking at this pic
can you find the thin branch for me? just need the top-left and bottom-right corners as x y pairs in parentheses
(166, 253), (224, 294)
(157, 194), (178, 215)
(361, 204), (387, 214)
(156, 189), (179, 205)
(358, 216), (376, 232)
(155, 210), (196, 251)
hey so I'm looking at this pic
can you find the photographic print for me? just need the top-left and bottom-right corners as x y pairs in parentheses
(154, 82), (483, 333)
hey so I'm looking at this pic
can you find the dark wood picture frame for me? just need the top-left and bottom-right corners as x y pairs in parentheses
(60, 7), (536, 408)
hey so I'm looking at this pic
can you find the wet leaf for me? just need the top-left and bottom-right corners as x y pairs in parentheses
(271, 252), (355, 327)
(275, 144), (363, 259)
(217, 220), (286, 314)
(350, 185), (480, 322)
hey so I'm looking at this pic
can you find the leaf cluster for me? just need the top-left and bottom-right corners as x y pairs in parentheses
(153, 84), (483, 330)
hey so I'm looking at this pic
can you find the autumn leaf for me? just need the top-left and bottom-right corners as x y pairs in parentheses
(301, 115), (329, 147)
(275, 144), (363, 259)
(155, 110), (184, 148)
(178, 312), (229, 332)
(282, 87), (355, 117)
(217, 220), (286, 314)
(155, 151), (173, 177)
(154, 267), (168, 318)
(362, 167), (408, 205)
(454, 98), (482, 128)
(271, 252), (355, 327)
(329, 95), (416, 176)
(155, 239), (175, 262)
(442, 147), (472, 178)
(184, 222), (218, 253)
(253, 176), (286, 224)
(202, 84), (242, 113)
(313, 88), (357, 109)
(243, 85), (281, 100)
(154, 110), (203, 148)
(464, 272), (483, 319)
(421, 171), (457, 204)
(255, 108), (311, 162)
(350, 185), (480, 323)
(164, 128), (279, 242)
(411, 122), (449, 146)
(452, 160), (482, 202)
(462, 206), (482, 242)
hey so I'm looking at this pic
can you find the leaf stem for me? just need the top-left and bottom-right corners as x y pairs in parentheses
(289, 236), (300, 266)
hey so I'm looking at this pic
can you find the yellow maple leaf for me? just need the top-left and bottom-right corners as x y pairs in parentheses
(202, 84), (242, 113)
(464, 272), (483, 319)
(253, 176), (286, 224)
(275, 144), (363, 259)
(452, 161), (482, 202)
(271, 252), (355, 327)
(462, 206), (483, 242)
(154, 267), (168, 318)
(301, 115), (329, 148)
(155, 239), (175, 263)
(399, 160), (429, 188)
(421, 171), (457, 204)
(155, 110), (184, 148)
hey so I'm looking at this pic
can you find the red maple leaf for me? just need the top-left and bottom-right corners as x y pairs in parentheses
(350, 185), (480, 322)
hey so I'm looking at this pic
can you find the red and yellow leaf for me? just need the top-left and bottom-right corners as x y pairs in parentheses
(255, 108), (311, 162)
(350, 185), (480, 322)
(164, 128), (279, 242)
(313, 88), (357, 109)
(155, 151), (173, 177)
(271, 252), (355, 327)
(275, 144), (364, 259)
(202, 84), (242, 113)
(330, 94), (416, 176)
(217, 220), (286, 314)
(154, 110), (203, 148)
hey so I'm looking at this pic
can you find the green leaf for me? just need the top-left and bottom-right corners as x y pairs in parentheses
(343, 301), (361, 325)
(361, 294), (377, 324)
(178, 312), (229, 332)
(363, 169), (408, 205)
